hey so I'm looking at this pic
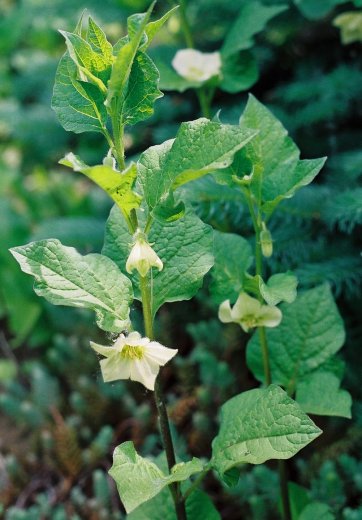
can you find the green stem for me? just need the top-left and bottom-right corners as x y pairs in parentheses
(278, 460), (292, 520)
(197, 88), (211, 118)
(178, 0), (214, 118)
(139, 276), (187, 520)
(182, 466), (210, 503)
(245, 189), (291, 520)
(179, 0), (194, 48)
(110, 107), (125, 170)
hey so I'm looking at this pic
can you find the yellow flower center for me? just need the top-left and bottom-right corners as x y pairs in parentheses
(242, 315), (258, 328)
(120, 344), (145, 361)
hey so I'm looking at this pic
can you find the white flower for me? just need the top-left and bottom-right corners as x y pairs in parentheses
(218, 292), (282, 333)
(90, 332), (178, 390)
(172, 49), (222, 82)
(126, 230), (163, 278)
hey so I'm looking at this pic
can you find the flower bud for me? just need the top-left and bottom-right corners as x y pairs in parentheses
(260, 223), (273, 258)
(126, 230), (163, 278)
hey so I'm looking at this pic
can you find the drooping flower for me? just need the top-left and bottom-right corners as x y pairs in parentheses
(172, 49), (222, 82)
(218, 292), (282, 333)
(90, 332), (178, 391)
(126, 230), (163, 278)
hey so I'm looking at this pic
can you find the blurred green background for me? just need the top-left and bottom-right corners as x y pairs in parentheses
(1, 0), (361, 518)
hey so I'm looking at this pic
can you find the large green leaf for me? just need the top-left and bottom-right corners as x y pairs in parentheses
(298, 502), (335, 520)
(220, 51), (258, 94)
(222, 0), (287, 57)
(209, 231), (253, 304)
(212, 385), (321, 476)
(296, 371), (352, 418)
(246, 285), (345, 393)
(52, 53), (107, 134)
(137, 119), (258, 212)
(109, 441), (204, 513)
(238, 96), (326, 214)
(10, 239), (133, 332)
(293, 0), (345, 20)
(59, 153), (141, 219)
(122, 51), (163, 126)
(103, 206), (214, 314)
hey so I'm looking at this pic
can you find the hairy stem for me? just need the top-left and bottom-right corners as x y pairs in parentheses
(139, 276), (187, 520)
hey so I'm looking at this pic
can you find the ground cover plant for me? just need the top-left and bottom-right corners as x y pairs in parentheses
(1, 0), (361, 519)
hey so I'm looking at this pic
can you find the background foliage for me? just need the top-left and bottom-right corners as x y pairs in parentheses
(1, 0), (361, 518)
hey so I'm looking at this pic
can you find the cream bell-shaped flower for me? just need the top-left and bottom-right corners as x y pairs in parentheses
(126, 230), (163, 278)
(218, 292), (282, 333)
(90, 332), (178, 391)
(172, 48), (222, 82)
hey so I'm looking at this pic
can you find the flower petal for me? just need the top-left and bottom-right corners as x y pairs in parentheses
(127, 332), (149, 347)
(90, 341), (116, 358)
(130, 359), (158, 391)
(232, 292), (261, 320)
(218, 300), (233, 323)
(258, 305), (283, 328)
(144, 343), (178, 365)
(100, 355), (131, 382)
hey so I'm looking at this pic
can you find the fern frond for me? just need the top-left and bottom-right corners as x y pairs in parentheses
(322, 188), (362, 233)
(295, 256), (362, 298)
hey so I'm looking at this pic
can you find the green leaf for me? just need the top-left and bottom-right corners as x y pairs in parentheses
(333, 11), (362, 45)
(209, 231), (253, 304)
(296, 371), (352, 418)
(86, 16), (113, 61)
(246, 285), (345, 392)
(238, 95), (326, 214)
(142, 6), (179, 50)
(212, 385), (321, 476)
(222, 0), (287, 57)
(138, 119), (258, 212)
(59, 30), (110, 89)
(106, 2), (155, 106)
(109, 441), (204, 513)
(103, 206), (214, 315)
(10, 239), (133, 333)
(52, 53), (107, 134)
(287, 482), (310, 520)
(244, 272), (298, 306)
(220, 51), (258, 94)
(122, 52), (163, 126)
(128, 487), (220, 520)
(293, 0), (345, 20)
(59, 153), (141, 219)
(298, 502), (335, 520)
(0, 360), (17, 383)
